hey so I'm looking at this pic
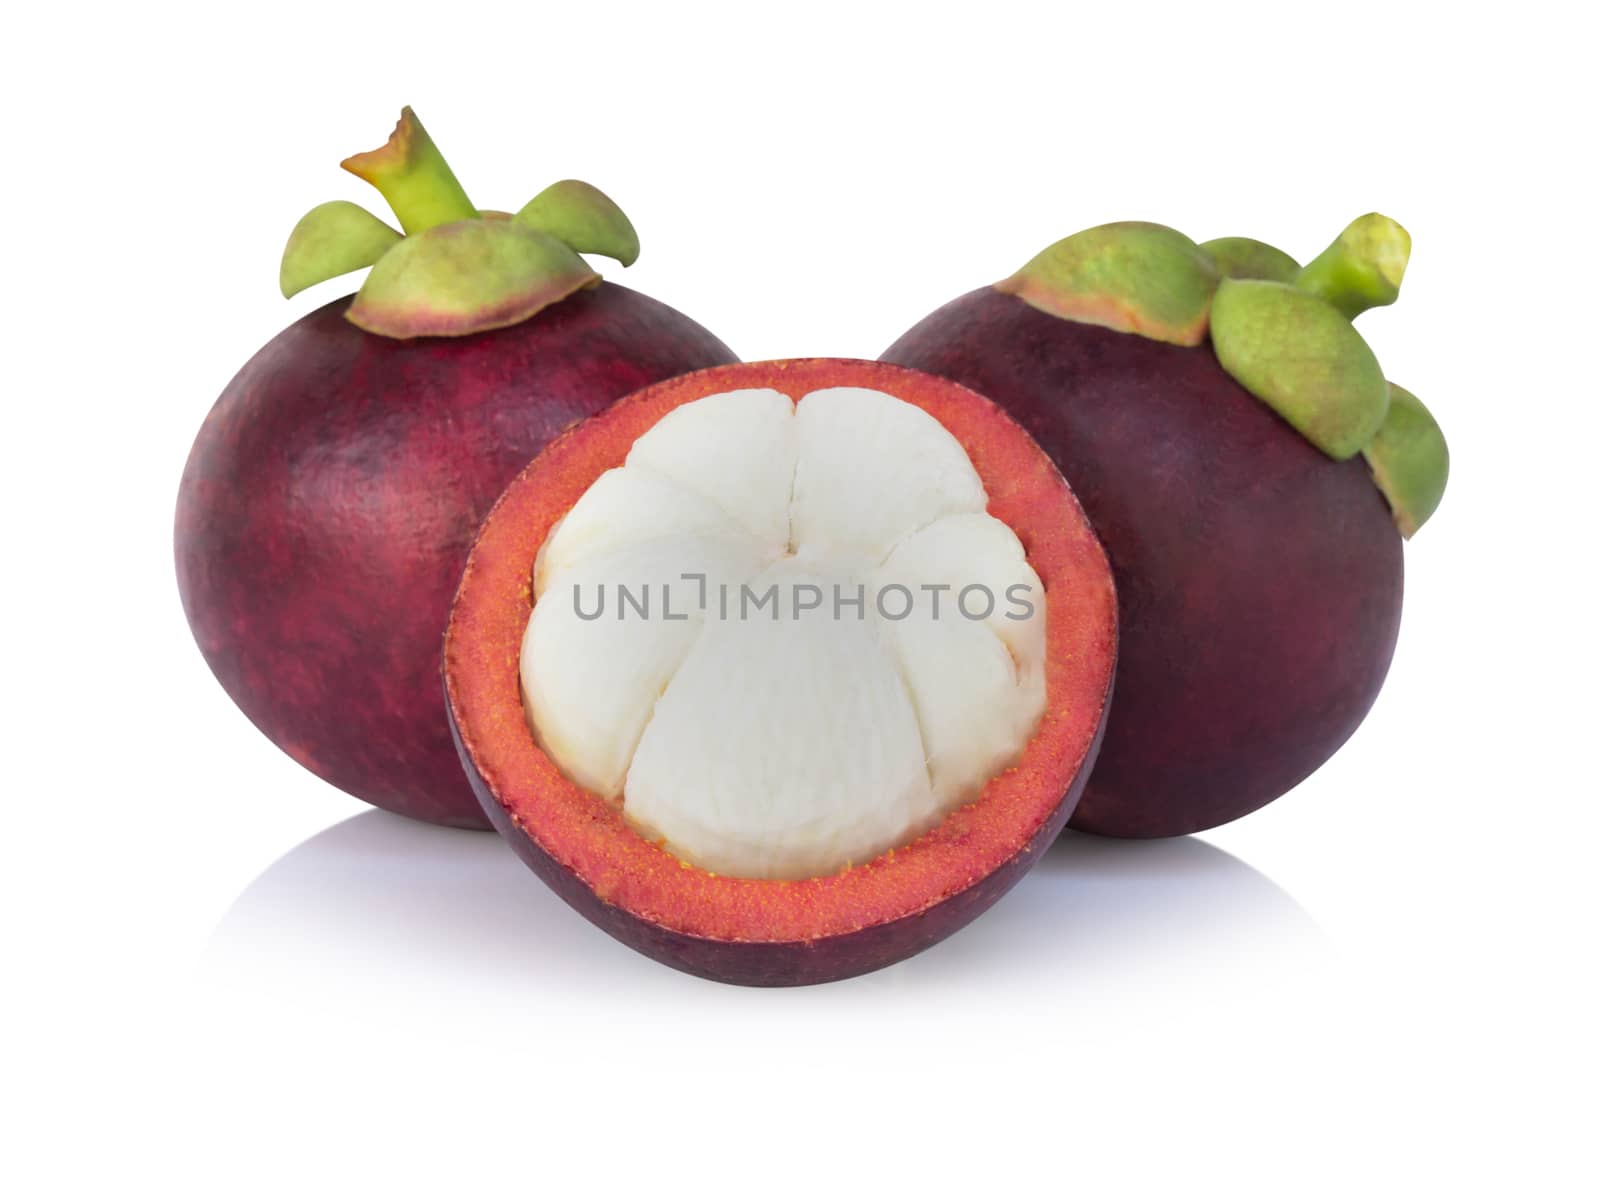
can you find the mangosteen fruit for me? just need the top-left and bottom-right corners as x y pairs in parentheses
(445, 359), (1117, 984)
(176, 109), (736, 828)
(883, 216), (1448, 838)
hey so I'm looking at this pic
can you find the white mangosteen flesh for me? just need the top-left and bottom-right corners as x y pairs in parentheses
(521, 386), (1047, 880)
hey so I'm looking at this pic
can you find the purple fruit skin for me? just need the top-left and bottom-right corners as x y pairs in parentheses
(448, 702), (1108, 986)
(884, 289), (1403, 838)
(176, 284), (736, 828)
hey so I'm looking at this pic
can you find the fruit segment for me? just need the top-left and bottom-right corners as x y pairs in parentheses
(624, 387), (797, 551)
(789, 386), (988, 561)
(625, 558), (937, 880)
(532, 468), (755, 597)
(522, 384), (1048, 879)
(874, 512), (1044, 665)
(522, 535), (766, 799)
(873, 513), (1047, 807)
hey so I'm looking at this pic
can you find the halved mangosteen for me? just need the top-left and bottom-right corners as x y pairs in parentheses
(444, 359), (1117, 985)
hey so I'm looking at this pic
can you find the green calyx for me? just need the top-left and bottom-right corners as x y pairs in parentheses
(994, 222), (1220, 346)
(1362, 383), (1449, 537)
(346, 221), (598, 339)
(1200, 236), (1301, 283)
(991, 211), (1446, 533)
(277, 107), (639, 338)
(1210, 278), (1390, 459)
(279, 201), (401, 298)
(515, 180), (639, 266)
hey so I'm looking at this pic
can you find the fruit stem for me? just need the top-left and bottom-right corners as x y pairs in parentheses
(340, 107), (478, 236)
(1293, 213), (1412, 319)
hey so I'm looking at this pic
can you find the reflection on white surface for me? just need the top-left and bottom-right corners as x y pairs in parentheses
(926, 829), (1323, 981)
(205, 811), (1322, 1001)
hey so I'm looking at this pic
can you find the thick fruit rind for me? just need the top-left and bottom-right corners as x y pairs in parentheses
(994, 222), (1219, 346)
(1209, 278), (1390, 459)
(444, 359), (1117, 984)
(1363, 382), (1449, 537)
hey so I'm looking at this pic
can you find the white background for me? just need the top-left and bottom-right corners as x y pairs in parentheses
(6, 2), (1596, 1189)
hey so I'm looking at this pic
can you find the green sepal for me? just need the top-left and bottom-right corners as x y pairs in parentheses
(346, 219), (599, 339)
(515, 180), (639, 266)
(1363, 383), (1449, 537)
(279, 201), (402, 299)
(994, 222), (1220, 346)
(1210, 278), (1390, 460)
(1201, 237), (1301, 283)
